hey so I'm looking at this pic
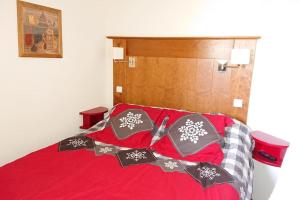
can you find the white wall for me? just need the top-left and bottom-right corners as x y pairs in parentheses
(0, 0), (111, 166)
(102, 0), (300, 199)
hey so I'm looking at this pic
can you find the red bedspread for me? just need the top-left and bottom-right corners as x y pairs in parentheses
(0, 143), (239, 200)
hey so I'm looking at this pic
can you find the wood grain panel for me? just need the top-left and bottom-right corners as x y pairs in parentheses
(126, 39), (233, 59)
(229, 39), (257, 122)
(110, 37), (259, 123)
(113, 39), (127, 105)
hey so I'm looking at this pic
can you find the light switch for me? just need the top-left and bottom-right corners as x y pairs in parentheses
(233, 99), (243, 108)
(128, 57), (136, 68)
(116, 86), (122, 93)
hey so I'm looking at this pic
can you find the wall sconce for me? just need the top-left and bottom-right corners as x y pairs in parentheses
(218, 49), (251, 72)
(113, 47), (127, 63)
(217, 59), (228, 71)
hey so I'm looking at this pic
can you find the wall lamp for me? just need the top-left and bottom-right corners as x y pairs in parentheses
(113, 47), (128, 63)
(218, 49), (251, 72)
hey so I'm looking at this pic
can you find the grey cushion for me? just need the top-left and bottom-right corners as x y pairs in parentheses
(168, 114), (220, 156)
(110, 109), (154, 139)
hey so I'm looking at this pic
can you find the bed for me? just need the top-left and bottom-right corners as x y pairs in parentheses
(0, 103), (254, 200)
(0, 36), (259, 199)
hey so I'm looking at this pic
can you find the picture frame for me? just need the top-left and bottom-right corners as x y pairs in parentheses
(17, 0), (63, 58)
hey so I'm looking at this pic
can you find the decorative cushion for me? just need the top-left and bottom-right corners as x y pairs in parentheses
(167, 113), (221, 157)
(110, 109), (154, 139)
(151, 109), (225, 164)
(88, 104), (164, 148)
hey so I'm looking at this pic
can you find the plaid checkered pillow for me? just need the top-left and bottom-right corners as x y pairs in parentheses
(221, 120), (254, 200)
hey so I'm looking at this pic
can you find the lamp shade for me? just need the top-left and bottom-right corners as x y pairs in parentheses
(113, 47), (124, 60)
(217, 59), (228, 65)
(230, 49), (250, 65)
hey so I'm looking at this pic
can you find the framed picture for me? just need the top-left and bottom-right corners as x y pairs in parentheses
(17, 0), (62, 58)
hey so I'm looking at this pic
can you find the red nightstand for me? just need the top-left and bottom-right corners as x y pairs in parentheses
(251, 131), (289, 167)
(79, 107), (108, 129)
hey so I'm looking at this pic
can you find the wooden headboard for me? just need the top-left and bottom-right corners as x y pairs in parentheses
(107, 36), (260, 123)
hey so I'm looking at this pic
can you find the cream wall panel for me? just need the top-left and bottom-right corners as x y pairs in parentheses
(0, 0), (111, 165)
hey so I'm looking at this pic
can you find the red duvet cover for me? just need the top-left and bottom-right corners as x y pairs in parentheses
(0, 143), (239, 200)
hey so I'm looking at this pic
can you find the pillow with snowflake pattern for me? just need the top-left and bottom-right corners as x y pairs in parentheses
(110, 109), (154, 139)
(87, 103), (164, 148)
(167, 113), (221, 157)
(151, 109), (226, 164)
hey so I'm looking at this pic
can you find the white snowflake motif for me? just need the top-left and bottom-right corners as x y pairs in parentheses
(67, 138), (88, 148)
(178, 119), (208, 144)
(197, 166), (221, 180)
(126, 150), (147, 161)
(119, 112), (143, 130)
(164, 161), (178, 170)
(99, 147), (113, 153)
